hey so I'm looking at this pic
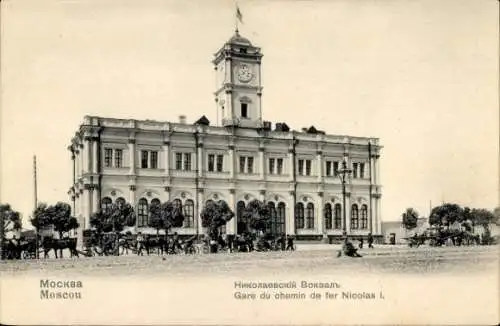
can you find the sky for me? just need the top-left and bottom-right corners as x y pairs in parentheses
(1, 0), (498, 227)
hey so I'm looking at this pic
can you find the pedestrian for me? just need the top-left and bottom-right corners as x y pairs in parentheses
(280, 233), (286, 251)
(136, 232), (145, 256)
(359, 238), (364, 249)
(286, 235), (295, 251)
(368, 233), (374, 248)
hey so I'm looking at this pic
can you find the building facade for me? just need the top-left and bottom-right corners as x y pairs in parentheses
(67, 31), (383, 242)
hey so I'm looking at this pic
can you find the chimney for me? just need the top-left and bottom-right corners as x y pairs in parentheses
(179, 115), (187, 124)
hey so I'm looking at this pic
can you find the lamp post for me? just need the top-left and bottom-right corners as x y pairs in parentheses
(338, 152), (352, 235)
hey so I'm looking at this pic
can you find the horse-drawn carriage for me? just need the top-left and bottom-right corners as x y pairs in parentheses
(403, 227), (480, 248)
(1, 230), (40, 260)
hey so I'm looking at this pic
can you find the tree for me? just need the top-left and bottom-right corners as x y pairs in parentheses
(492, 207), (500, 225)
(242, 199), (270, 234)
(148, 201), (184, 235)
(31, 203), (53, 231)
(148, 200), (164, 235)
(401, 208), (419, 231)
(1, 204), (22, 233)
(31, 202), (79, 238)
(200, 200), (234, 239)
(51, 202), (79, 238)
(90, 202), (136, 233)
(470, 208), (496, 229)
(108, 202), (136, 232)
(429, 203), (464, 227)
(89, 211), (107, 234)
(1, 204), (22, 258)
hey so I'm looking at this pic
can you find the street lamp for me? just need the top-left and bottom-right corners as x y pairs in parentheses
(337, 152), (352, 235)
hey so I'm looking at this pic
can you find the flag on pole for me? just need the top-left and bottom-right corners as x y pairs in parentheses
(236, 5), (243, 24)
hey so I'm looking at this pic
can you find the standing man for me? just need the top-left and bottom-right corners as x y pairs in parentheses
(367, 233), (374, 248)
(136, 232), (145, 256)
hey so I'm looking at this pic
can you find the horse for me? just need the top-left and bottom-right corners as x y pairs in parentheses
(143, 235), (168, 255)
(42, 236), (79, 259)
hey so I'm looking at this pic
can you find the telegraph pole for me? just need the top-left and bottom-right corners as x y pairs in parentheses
(34, 155), (39, 258)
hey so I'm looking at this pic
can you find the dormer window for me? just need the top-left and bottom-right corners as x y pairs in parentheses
(241, 103), (248, 118)
(239, 48), (247, 54)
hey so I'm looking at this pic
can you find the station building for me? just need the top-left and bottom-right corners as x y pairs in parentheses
(67, 30), (383, 243)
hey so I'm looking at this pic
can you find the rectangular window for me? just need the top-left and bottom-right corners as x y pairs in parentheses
(141, 151), (149, 169)
(305, 160), (312, 176)
(216, 155), (224, 172)
(184, 153), (191, 171)
(352, 162), (358, 178)
(150, 151), (158, 169)
(208, 154), (215, 172)
(239, 156), (246, 173)
(114, 149), (123, 168)
(277, 158), (283, 175)
(333, 161), (339, 176)
(104, 148), (113, 168)
(298, 159), (304, 175)
(247, 157), (254, 174)
(269, 158), (275, 174)
(360, 162), (365, 179)
(326, 161), (332, 176)
(241, 103), (248, 118)
(175, 153), (183, 170)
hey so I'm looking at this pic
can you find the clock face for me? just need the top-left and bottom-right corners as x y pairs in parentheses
(237, 64), (253, 82)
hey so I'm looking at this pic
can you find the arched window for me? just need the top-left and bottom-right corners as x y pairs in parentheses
(334, 204), (342, 229)
(236, 201), (247, 234)
(101, 197), (112, 214)
(115, 197), (126, 209)
(151, 198), (161, 207)
(306, 203), (315, 229)
(137, 198), (149, 227)
(324, 203), (332, 230)
(277, 202), (286, 235)
(268, 202), (277, 235)
(360, 204), (368, 229)
(351, 204), (359, 230)
(295, 203), (305, 229)
(184, 199), (194, 228)
(173, 199), (182, 211)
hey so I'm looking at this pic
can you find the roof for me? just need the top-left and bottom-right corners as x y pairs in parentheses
(227, 30), (252, 46)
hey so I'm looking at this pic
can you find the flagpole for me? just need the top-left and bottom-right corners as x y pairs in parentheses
(235, 2), (239, 33)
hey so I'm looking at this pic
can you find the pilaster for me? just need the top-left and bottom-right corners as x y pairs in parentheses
(92, 138), (99, 174)
(259, 145), (265, 180)
(287, 191), (295, 235)
(316, 149), (323, 183)
(128, 136), (136, 175)
(92, 185), (99, 213)
(163, 140), (170, 176)
(197, 141), (204, 178)
(317, 191), (326, 240)
(228, 142), (235, 179)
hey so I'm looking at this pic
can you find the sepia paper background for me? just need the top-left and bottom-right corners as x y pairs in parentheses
(1, 0), (499, 324)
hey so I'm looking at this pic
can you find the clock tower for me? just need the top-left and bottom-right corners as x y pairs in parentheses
(213, 30), (263, 128)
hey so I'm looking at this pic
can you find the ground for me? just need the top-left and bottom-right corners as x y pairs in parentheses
(1, 244), (498, 277)
(1, 244), (498, 325)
